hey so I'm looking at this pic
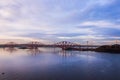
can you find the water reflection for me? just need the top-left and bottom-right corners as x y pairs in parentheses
(3, 48), (73, 57)
(0, 48), (120, 80)
(58, 50), (74, 57)
(27, 49), (42, 56)
(4, 48), (17, 53)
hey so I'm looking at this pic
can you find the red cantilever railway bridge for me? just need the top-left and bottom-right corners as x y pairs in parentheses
(1, 41), (99, 50)
(54, 41), (80, 50)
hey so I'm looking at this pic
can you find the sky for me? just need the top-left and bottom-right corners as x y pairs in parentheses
(0, 0), (120, 44)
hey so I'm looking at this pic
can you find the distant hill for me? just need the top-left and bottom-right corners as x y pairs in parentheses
(96, 44), (120, 53)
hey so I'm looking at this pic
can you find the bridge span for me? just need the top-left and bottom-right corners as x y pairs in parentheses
(0, 41), (100, 50)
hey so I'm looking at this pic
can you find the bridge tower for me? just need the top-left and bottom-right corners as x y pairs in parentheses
(27, 41), (44, 49)
(5, 42), (17, 48)
(54, 41), (80, 50)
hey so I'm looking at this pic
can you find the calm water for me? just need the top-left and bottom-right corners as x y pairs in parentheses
(0, 48), (120, 80)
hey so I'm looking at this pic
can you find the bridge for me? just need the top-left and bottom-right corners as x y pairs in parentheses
(4, 42), (18, 48)
(26, 41), (45, 49)
(0, 41), (100, 50)
(54, 41), (80, 50)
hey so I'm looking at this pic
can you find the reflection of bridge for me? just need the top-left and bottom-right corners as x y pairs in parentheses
(0, 41), (99, 50)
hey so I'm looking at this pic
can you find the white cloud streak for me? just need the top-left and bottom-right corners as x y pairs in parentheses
(79, 20), (120, 29)
(0, 0), (118, 44)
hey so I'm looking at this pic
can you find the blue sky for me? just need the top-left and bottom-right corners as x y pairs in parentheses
(0, 0), (120, 44)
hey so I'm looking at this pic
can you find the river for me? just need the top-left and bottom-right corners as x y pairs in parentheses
(0, 48), (120, 80)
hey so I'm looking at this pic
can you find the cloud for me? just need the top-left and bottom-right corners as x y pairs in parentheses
(0, 0), (17, 6)
(0, 0), (119, 44)
(95, 0), (116, 6)
(79, 20), (120, 29)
